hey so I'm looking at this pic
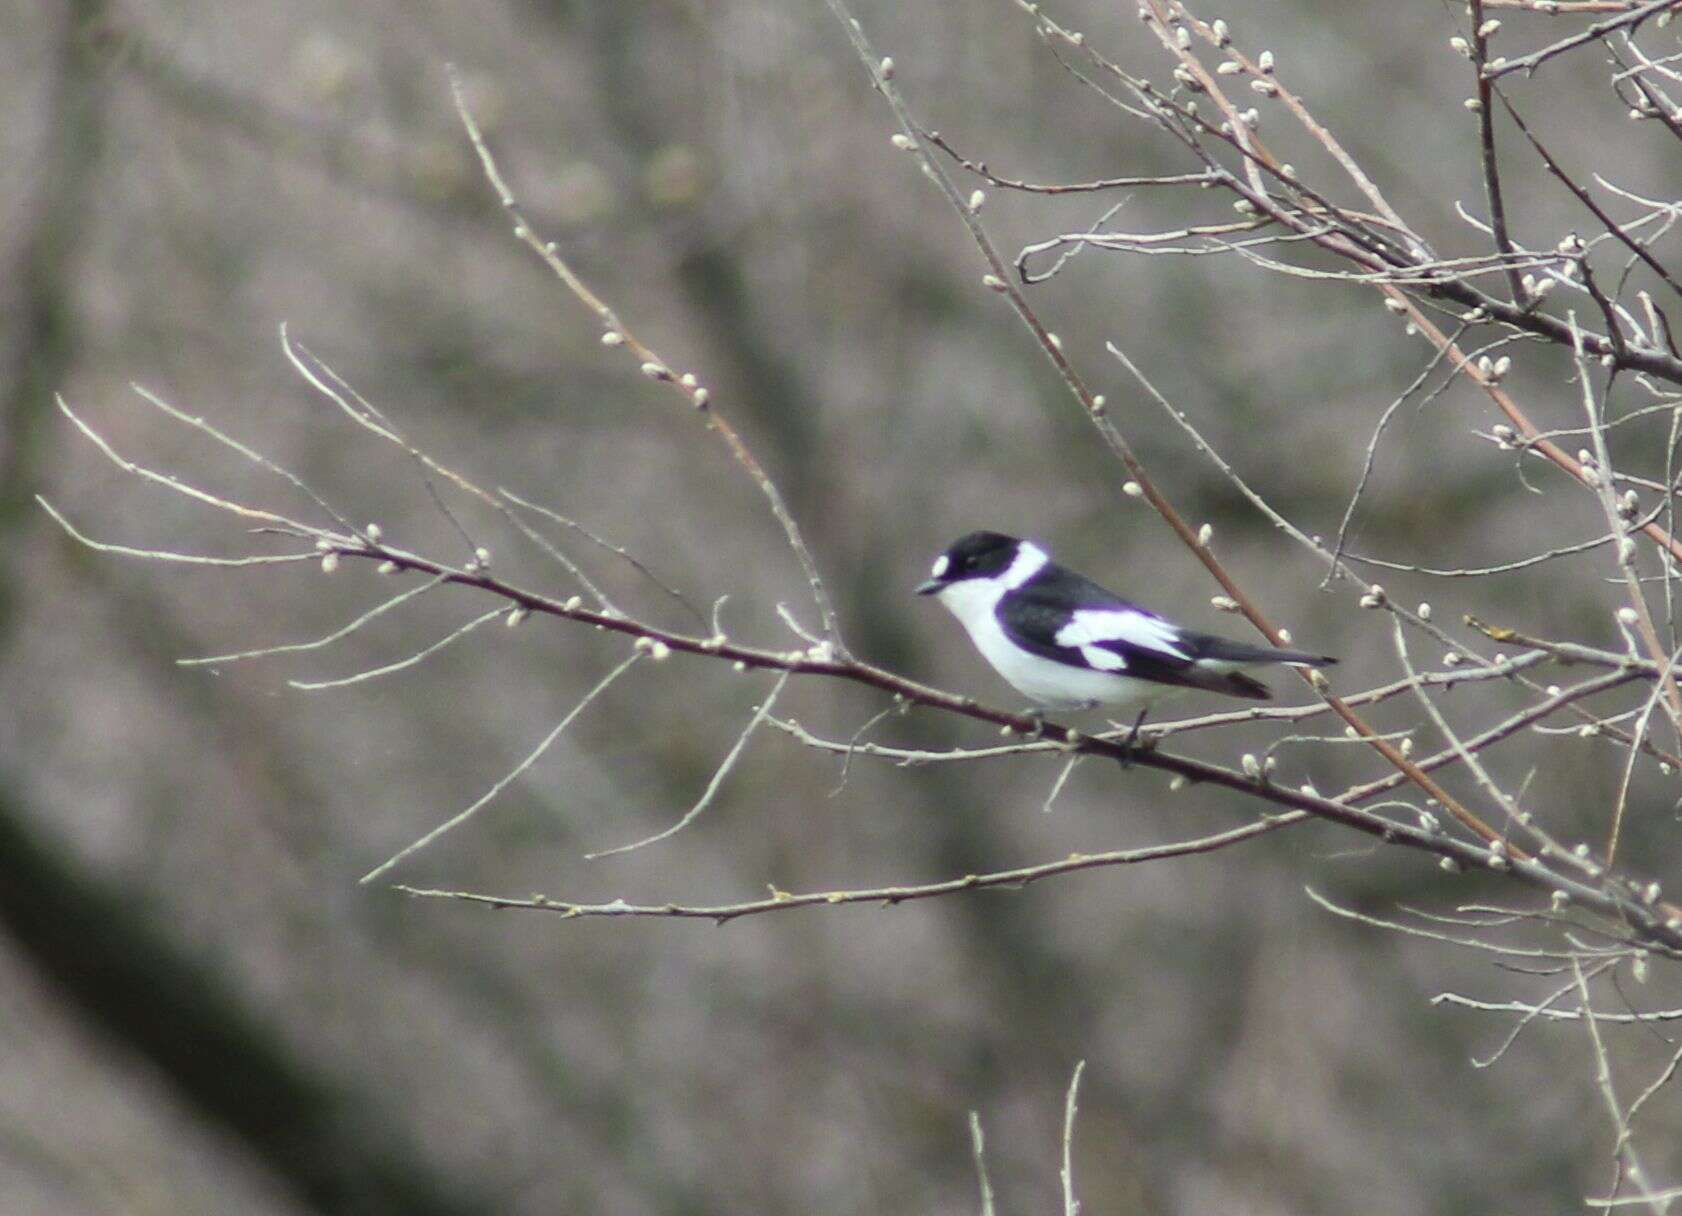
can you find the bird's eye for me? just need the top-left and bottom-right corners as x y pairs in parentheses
(930, 555), (950, 579)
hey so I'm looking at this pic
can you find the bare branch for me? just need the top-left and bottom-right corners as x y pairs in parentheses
(359, 650), (643, 884)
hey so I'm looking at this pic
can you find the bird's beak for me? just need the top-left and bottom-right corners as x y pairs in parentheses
(915, 578), (944, 596)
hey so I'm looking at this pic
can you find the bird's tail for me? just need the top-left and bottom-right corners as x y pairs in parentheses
(1193, 636), (1337, 668)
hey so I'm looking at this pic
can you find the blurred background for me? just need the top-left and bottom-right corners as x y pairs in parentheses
(5, 1), (1681, 1212)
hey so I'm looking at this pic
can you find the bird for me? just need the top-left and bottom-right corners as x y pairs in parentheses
(916, 531), (1336, 732)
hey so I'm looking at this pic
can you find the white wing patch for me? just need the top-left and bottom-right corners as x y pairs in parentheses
(1055, 608), (1190, 664)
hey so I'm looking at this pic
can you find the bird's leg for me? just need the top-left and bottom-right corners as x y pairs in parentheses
(1021, 707), (1047, 739)
(1113, 709), (1150, 770)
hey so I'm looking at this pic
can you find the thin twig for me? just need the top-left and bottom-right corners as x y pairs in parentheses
(584, 671), (790, 859)
(446, 66), (846, 655)
(359, 650), (643, 884)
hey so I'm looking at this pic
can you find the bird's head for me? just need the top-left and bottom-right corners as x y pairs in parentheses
(916, 531), (1039, 597)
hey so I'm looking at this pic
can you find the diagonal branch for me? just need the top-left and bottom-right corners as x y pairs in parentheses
(445, 65), (847, 657)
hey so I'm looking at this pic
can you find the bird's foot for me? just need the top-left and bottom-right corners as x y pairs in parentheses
(1113, 710), (1153, 770)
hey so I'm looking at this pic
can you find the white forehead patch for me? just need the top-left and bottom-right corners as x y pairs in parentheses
(930, 554), (950, 579)
(999, 542), (1049, 590)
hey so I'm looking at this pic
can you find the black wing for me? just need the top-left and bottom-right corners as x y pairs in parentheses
(996, 578), (1276, 699)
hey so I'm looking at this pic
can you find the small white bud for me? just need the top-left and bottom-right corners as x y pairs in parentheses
(1091, 395), (1105, 409)
(691, 387), (710, 408)
(1492, 355), (1511, 378)
(1662, 762), (1674, 776)
(1464, 97), (1483, 112)
(1211, 19), (1231, 44)
(733, 659), (747, 672)
(1440, 856), (1461, 873)
(983, 273), (1007, 292)
(1175, 25), (1192, 48)
(1645, 881), (1663, 905)
(1233, 198), (1256, 214)
(1417, 602), (1432, 621)
(1197, 523), (1214, 546)
(1449, 35), (1470, 56)
(879, 56), (894, 79)
(1533, 277), (1555, 299)
(1046, 332), (1062, 350)
(315, 538), (333, 552)
(1239, 108), (1259, 129)
(1578, 723), (1601, 738)
(1487, 851), (1509, 871)
(1550, 889), (1570, 911)
(1241, 752), (1262, 779)
(1477, 19), (1500, 38)
(378, 560), (398, 575)
(1123, 481), (1144, 497)
(1216, 60), (1242, 75)
(1257, 50), (1274, 72)
(1444, 652), (1463, 667)
(1573, 842), (1592, 858)
(1300, 781), (1317, 797)
(563, 596), (583, 611)
(649, 640), (671, 661)
(474, 546), (491, 568)
(968, 189), (986, 213)
(601, 331), (624, 346)
(1277, 627), (1293, 644)
(1617, 605), (1640, 627)
(1168, 774), (1189, 792)
(1633, 954), (1649, 983)
(1250, 78), (1278, 96)
(680, 372), (698, 389)
(1384, 297), (1407, 314)
(364, 522), (382, 542)
(1211, 595), (1241, 612)
(890, 133), (915, 150)
(506, 606), (528, 627)
(320, 552), (340, 574)
(640, 361), (670, 380)
(1400, 736), (1414, 757)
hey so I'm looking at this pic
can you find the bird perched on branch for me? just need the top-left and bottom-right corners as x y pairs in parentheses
(917, 531), (1335, 730)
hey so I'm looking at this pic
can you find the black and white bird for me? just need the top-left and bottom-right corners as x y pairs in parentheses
(917, 531), (1335, 720)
